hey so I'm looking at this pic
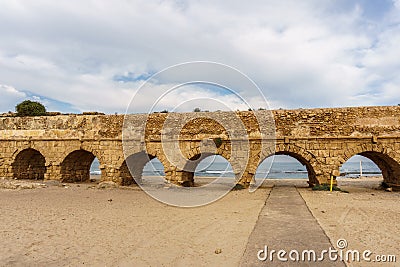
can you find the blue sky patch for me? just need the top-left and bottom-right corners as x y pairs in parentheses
(113, 71), (156, 83)
(23, 91), (80, 113)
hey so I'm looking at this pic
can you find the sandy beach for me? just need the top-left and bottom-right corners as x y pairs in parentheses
(0, 178), (269, 266)
(301, 176), (400, 267)
(0, 176), (399, 266)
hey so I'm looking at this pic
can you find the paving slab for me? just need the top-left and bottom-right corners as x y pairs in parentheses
(240, 186), (346, 266)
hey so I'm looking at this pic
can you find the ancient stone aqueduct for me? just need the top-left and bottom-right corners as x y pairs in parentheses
(1, 106), (400, 189)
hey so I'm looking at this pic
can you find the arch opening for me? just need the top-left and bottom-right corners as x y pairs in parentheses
(120, 152), (165, 185)
(340, 152), (400, 187)
(256, 152), (317, 186)
(90, 158), (101, 182)
(142, 157), (165, 185)
(12, 148), (46, 180)
(340, 155), (382, 178)
(61, 150), (99, 183)
(184, 153), (234, 186)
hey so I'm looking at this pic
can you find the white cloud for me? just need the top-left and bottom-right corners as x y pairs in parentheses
(393, 0), (400, 9)
(0, 0), (399, 113)
(0, 84), (26, 112)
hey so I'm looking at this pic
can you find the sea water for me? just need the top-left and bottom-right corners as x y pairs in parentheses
(90, 156), (382, 179)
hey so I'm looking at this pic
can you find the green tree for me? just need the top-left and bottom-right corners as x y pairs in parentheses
(193, 107), (201, 112)
(15, 100), (47, 117)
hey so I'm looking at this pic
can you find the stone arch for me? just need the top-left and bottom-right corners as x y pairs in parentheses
(55, 142), (106, 167)
(258, 144), (319, 185)
(339, 144), (400, 186)
(340, 143), (399, 164)
(60, 149), (101, 182)
(180, 141), (232, 164)
(119, 151), (167, 185)
(11, 148), (46, 180)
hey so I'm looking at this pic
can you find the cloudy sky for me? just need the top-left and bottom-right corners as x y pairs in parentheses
(0, 0), (399, 113)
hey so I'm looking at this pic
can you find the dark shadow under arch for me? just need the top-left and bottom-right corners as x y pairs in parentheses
(61, 150), (98, 182)
(12, 148), (46, 180)
(120, 151), (158, 185)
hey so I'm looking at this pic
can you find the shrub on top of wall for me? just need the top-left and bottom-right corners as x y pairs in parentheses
(15, 100), (47, 117)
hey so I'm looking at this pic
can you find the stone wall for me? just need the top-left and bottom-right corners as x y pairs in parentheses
(1, 106), (399, 139)
(0, 106), (400, 188)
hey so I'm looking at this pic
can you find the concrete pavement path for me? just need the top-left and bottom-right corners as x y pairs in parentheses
(240, 186), (346, 266)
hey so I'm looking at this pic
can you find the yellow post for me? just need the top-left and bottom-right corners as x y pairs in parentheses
(330, 175), (333, 192)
